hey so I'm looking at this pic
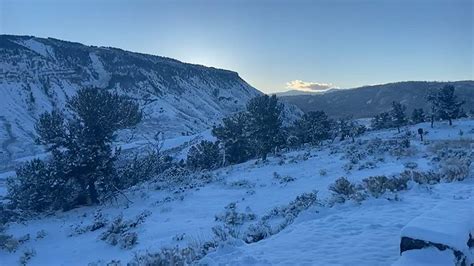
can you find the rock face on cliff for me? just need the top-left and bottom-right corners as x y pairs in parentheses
(0, 35), (261, 167)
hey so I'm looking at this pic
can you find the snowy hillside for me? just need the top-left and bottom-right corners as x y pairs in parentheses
(280, 81), (474, 119)
(1, 119), (473, 265)
(0, 35), (261, 170)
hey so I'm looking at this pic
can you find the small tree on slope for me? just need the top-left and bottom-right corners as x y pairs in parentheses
(186, 140), (221, 170)
(246, 95), (283, 161)
(294, 111), (331, 145)
(390, 101), (408, 133)
(427, 85), (465, 126)
(8, 88), (142, 211)
(411, 108), (425, 124)
(212, 112), (255, 165)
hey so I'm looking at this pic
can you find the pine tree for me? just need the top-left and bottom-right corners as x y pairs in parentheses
(9, 88), (142, 211)
(371, 112), (392, 130)
(347, 120), (366, 142)
(411, 108), (425, 124)
(427, 85), (465, 126)
(390, 101), (407, 133)
(294, 111), (331, 145)
(246, 95), (283, 160)
(426, 91), (438, 128)
(337, 118), (350, 141)
(212, 112), (254, 165)
(186, 140), (221, 170)
(337, 118), (365, 142)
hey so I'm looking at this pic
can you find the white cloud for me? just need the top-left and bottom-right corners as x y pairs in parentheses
(286, 80), (336, 92)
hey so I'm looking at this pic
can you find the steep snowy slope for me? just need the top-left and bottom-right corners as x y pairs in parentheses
(0, 35), (261, 169)
(1, 120), (473, 265)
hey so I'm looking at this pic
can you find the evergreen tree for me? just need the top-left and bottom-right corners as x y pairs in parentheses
(411, 108), (425, 124)
(186, 140), (221, 170)
(390, 101), (407, 133)
(337, 118), (365, 142)
(337, 118), (351, 141)
(8, 88), (142, 211)
(212, 112), (254, 165)
(427, 85), (465, 126)
(371, 112), (392, 130)
(294, 111), (331, 145)
(246, 95), (283, 160)
(426, 91), (438, 128)
(347, 120), (366, 142)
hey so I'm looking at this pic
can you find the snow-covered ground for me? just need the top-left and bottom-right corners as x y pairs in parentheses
(1, 120), (473, 265)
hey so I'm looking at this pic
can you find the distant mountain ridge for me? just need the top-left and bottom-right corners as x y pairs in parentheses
(272, 88), (340, 97)
(0, 35), (261, 167)
(279, 81), (474, 118)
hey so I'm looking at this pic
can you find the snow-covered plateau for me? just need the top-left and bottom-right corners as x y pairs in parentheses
(1, 119), (473, 265)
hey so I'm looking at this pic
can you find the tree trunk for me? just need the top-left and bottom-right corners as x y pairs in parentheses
(87, 179), (99, 204)
(431, 116), (434, 128)
(397, 127), (401, 133)
(449, 118), (452, 126)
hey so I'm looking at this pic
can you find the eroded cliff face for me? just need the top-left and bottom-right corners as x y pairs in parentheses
(0, 35), (261, 166)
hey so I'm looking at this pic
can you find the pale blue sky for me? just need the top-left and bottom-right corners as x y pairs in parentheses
(1, 0), (472, 93)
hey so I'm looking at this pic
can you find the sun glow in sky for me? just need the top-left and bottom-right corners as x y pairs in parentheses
(1, 0), (472, 93)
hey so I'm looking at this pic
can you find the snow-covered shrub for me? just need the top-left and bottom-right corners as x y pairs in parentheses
(35, 230), (47, 240)
(361, 175), (409, 197)
(362, 175), (389, 198)
(129, 240), (218, 266)
(19, 248), (36, 266)
(100, 216), (129, 247)
(273, 172), (296, 184)
(431, 146), (472, 182)
(244, 191), (318, 243)
(0, 232), (19, 252)
(404, 162), (418, 169)
(400, 170), (440, 185)
(390, 136), (416, 157)
(118, 232), (138, 249)
(100, 210), (151, 249)
(118, 152), (173, 189)
(88, 259), (122, 266)
(329, 177), (357, 202)
(129, 246), (196, 266)
(215, 203), (256, 228)
(227, 179), (255, 189)
(211, 225), (238, 241)
(212, 202), (256, 242)
(155, 165), (192, 187)
(172, 233), (186, 242)
(440, 158), (471, 182)
(278, 192), (318, 219)
(358, 161), (377, 170)
(17, 234), (30, 245)
(244, 222), (272, 243)
(186, 140), (221, 171)
(0, 203), (27, 224)
(384, 175), (410, 192)
(319, 169), (327, 176)
(69, 210), (108, 236)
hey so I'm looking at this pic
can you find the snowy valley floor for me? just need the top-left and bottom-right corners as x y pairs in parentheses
(1, 120), (473, 265)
